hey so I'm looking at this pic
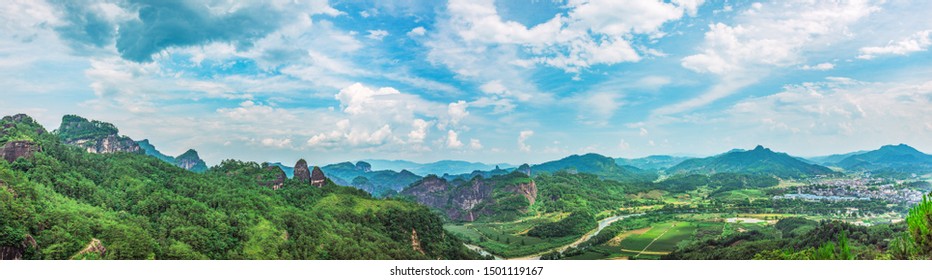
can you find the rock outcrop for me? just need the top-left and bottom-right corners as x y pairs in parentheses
(0, 234), (37, 260)
(71, 238), (106, 260)
(401, 172), (538, 222)
(294, 159), (311, 183)
(1, 140), (39, 163)
(174, 149), (208, 172)
(58, 115), (140, 154)
(258, 166), (287, 190)
(310, 166), (327, 187)
(517, 163), (531, 176)
(355, 161), (372, 172)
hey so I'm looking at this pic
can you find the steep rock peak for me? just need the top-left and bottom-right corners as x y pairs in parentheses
(294, 159), (311, 183)
(310, 166), (327, 187)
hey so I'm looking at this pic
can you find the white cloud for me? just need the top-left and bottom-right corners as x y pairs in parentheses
(407, 26), (426, 37)
(858, 30), (932, 59)
(469, 138), (483, 150)
(801, 63), (835, 71)
(446, 130), (464, 149)
(408, 119), (430, 143)
(639, 127), (649, 136)
(518, 130), (534, 152)
(573, 92), (622, 126)
(448, 100), (470, 125)
(260, 138), (293, 148)
(618, 139), (630, 150)
(366, 29), (389, 40)
(669, 0), (880, 115)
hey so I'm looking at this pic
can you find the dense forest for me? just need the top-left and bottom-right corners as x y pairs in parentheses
(0, 114), (478, 260)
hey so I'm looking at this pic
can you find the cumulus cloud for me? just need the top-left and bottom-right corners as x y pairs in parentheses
(858, 30), (932, 59)
(801, 63), (835, 71)
(366, 29), (389, 40)
(518, 130), (534, 152)
(668, 0), (879, 115)
(407, 26), (426, 37)
(469, 139), (483, 150)
(447, 100), (469, 125)
(446, 130), (464, 149)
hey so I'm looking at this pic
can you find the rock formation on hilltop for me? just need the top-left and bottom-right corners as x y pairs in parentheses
(137, 139), (208, 172)
(57, 115), (140, 154)
(355, 161), (372, 172)
(294, 159), (311, 183)
(258, 165), (287, 190)
(175, 149), (208, 172)
(310, 166), (327, 187)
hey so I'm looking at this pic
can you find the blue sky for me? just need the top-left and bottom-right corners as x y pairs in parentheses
(2, 0), (932, 166)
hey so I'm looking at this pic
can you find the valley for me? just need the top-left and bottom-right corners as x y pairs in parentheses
(2, 113), (932, 260)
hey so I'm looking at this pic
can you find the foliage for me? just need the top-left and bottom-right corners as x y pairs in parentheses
(0, 117), (479, 260)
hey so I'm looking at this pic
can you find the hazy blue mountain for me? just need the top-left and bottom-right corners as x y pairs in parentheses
(363, 159), (514, 176)
(807, 151), (869, 165)
(667, 145), (836, 179)
(615, 155), (692, 170)
(136, 139), (207, 173)
(532, 153), (657, 182)
(836, 144), (932, 176)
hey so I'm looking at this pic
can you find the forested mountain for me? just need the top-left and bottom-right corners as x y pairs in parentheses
(834, 144), (932, 177)
(137, 140), (208, 173)
(532, 153), (658, 182)
(0, 114), (478, 260)
(667, 145), (836, 179)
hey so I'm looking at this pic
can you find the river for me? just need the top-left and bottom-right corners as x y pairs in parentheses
(464, 213), (642, 260)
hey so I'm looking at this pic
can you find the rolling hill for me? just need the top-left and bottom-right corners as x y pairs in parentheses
(666, 145), (836, 179)
(835, 144), (932, 176)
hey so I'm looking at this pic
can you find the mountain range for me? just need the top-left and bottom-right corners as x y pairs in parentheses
(666, 145), (837, 179)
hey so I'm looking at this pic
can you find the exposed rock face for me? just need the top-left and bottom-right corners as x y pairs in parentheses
(411, 229), (425, 255)
(517, 163), (531, 176)
(258, 166), (287, 190)
(294, 159), (311, 183)
(174, 149), (208, 172)
(0, 234), (37, 260)
(508, 180), (538, 206)
(1, 140), (39, 163)
(355, 161), (372, 172)
(449, 179), (496, 222)
(71, 238), (106, 259)
(310, 166), (327, 187)
(58, 115), (140, 154)
(401, 172), (538, 222)
(400, 175), (450, 209)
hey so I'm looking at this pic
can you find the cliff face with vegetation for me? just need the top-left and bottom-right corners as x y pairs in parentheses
(401, 172), (538, 222)
(0, 113), (478, 260)
(57, 115), (140, 154)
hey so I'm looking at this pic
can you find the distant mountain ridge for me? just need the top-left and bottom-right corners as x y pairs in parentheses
(363, 159), (514, 176)
(615, 155), (692, 170)
(532, 153), (657, 182)
(667, 145), (836, 179)
(137, 139), (208, 172)
(833, 144), (932, 176)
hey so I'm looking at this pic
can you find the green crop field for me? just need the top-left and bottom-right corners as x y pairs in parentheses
(618, 221), (698, 253)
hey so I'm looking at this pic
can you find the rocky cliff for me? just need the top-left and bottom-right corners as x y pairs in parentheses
(57, 115), (140, 154)
(175, 149), (208, 172)
(1, 140), (40, 163)
(310, 166), (327, 187)
(401, 171), (538, 222)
